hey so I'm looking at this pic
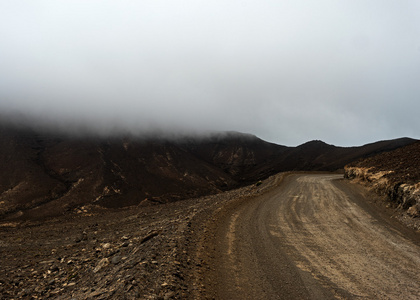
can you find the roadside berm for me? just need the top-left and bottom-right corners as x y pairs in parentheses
(345, 141), (420, 229)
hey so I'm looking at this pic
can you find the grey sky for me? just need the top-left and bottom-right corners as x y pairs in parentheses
(1, 1), (419, 146)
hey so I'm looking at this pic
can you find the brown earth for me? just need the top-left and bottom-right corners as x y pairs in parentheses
(0, 174), (273, 299)
(0, 121), (416, 222)
(346, 141), (420, 184)
(1, 120), (419, 299)
(345, 141), (420, 224)
(2, 173), (419, 299)
(196, 173), (420, 299)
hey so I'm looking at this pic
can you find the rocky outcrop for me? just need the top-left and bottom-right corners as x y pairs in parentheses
(344, 141), (420, 219)
(345, 167), (420, 217)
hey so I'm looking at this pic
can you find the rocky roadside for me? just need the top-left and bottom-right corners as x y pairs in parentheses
(0, 174), (281, 299)
(344, 142), (420, 230)
(344, 167), (420, 230)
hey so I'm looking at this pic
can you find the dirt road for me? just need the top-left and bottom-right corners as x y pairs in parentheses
(199, 173), (420, 299)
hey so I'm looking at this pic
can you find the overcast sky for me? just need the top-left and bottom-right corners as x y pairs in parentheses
(1, 1), (419, 146)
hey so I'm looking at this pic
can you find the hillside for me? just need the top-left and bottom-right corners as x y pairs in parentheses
(270, 138), (417, 172)
(176, 132), (289, 182)
(345, 141), (420, 220)
(0, 126), (237, 221)
(0, 121), (417, 221)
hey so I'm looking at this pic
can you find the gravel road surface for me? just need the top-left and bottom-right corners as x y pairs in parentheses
(199, 174), (420, 299)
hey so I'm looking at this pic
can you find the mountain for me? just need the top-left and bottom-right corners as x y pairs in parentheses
(346, 141), (420, 185)
(176, 131), (288, 182)
(0, 126), (237, 220)
(269, 138), (417, 172)
(0, 122), (417, 220)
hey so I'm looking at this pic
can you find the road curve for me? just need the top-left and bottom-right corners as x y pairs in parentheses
(200, 173), (420, 299)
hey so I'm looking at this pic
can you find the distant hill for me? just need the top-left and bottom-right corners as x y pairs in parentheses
(270, 138), (418, 173)
(176, 132), (288, 181)
(346, 141), (420, 185)
(0, 121), (417, 220)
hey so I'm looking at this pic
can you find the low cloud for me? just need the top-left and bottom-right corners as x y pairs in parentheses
(1, 1), (420, 146)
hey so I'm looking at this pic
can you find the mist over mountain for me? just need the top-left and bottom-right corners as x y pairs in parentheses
(0, 120), (416, 221)
(2, 1), (420, 146)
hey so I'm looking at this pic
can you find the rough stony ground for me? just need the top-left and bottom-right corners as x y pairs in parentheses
(346, 141), (420, 185)
(345, 141), (420, 228)
(0, 175), (277, 299)
(2, 172), (418, 299)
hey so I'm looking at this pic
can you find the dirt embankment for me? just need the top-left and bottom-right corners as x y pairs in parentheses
(344, 142), (420, 228)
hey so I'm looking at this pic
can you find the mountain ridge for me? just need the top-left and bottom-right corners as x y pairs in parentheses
(0, 122), (417, 221)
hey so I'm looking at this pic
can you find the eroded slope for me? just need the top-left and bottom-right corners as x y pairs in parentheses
(345, 141), (420, 224)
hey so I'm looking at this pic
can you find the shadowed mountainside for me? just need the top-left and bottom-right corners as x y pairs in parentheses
(270, 138), (418, 172)
(0, 122), (417, 220)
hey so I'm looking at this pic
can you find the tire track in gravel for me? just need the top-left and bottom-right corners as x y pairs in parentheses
(199, 173), (420, 299)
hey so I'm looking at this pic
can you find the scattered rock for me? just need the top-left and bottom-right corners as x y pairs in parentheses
(407, 204), (420, 217)
(102, 243), (112, 249)
(111, 255), (122, 265)
(93, 258), (109, 273)
(140, 231), (160, 244)
(345, 142), (420, 228)
(0, 174), (283, 299)
(164, 291), (176, 299)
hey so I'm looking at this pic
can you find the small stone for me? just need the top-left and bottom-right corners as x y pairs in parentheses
(93, 258), (109, 273)
(89, 290), (105, 297)
(111, 255), (122, 265)
(102, 243), (111, 249)
(50, 265), (59, 272)
(407, 204), (420, 217)
(21, 288), (31, 296)
(164, 291), (175, 299)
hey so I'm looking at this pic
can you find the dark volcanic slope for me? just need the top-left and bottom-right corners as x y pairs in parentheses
(177, 132), (288, 182)
(346, 141), (420, 185)
(271, 138), (417, 172)
(0, 127), (236, 220)
(0, 122), (417, 221)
